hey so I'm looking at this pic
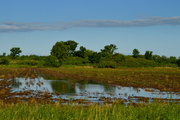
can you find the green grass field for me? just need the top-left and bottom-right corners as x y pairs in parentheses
(0, 101), (179, 120)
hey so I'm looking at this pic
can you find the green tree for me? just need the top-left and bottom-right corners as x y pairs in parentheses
(145, 51), (153, 60)
(176, 59), (180, 67)
(74, 46), (87, 58)
(2, 53), (6, 57)
(169, 56), (177, 63)
(10, 47), (22, 59)
(161, 55), (168, 63)
(64, 40), (78, 56)
(51, 41), (70, 60)
(112, 53), (125, 63)
(43, 55), (61, 67)
(101, 44), (118, 57)
(132, 49), (140, 58)
(153, 55), (161, 63)
(84, 49), (94, 58)
(88, 52), (102, 63)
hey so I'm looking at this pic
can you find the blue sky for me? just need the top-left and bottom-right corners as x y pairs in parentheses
(1, 0), (180, 57)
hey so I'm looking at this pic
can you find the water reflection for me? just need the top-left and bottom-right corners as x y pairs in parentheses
(11, 77), (180, 102)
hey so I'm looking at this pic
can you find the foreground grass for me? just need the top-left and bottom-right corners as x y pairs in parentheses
(0, 102), (179, 120)
(37, 67), (180, 92)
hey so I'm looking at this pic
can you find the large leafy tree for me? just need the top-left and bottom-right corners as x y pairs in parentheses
(51, 41), (70, 60)
(145, 51), (153, 60)
(10, 47), (22, 59)
(74, 46), (87, 58)
(132, 49), (140, 58)
(63, 40), (78, 56)
(88, 52), (102, 63)
(101, 44), (118, 57)
(169, 56), (177, 63)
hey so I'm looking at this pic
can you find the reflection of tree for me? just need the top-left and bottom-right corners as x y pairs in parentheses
(11, 78), (20, 88)
(50, 81), (75, 93)
(103, 84), (115, 92)
(76, 83), (86, 92)
(78, 80), (115, 92)
(76, 82), (115, 93)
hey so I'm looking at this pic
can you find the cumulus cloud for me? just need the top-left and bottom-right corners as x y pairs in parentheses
(0, 16), (180, 32)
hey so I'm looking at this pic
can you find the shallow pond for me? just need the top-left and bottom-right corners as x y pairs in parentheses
(10, 77), (180, 103)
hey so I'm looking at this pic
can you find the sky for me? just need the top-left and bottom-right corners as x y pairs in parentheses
(0, 0), (180, 57)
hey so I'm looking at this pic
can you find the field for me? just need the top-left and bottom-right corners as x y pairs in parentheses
(0, 67), (180, 119)
(37, 67), (180, 92)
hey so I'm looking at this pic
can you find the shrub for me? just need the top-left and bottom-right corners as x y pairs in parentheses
(97, 61), (118, 68)
(17, 60), (38, 66)
(176, 59), (180, 67)
(0, 58), (10, 65)
(121, 58), (158, 67)
(43, 55), (61, 67)
(62, 57), (89, 65)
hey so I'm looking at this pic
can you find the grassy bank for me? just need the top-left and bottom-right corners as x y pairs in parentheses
(0, 102), (179, 120)
(37, 67), (180, 92)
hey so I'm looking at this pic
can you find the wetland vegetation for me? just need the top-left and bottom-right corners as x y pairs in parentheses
(0, 67), (180, 119)
(0, 40), (180, 119)
(0, 102), (179, 120)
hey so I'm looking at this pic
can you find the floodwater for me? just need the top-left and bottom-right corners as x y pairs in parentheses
(10, 77), (180, 103)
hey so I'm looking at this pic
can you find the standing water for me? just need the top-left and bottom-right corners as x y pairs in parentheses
(10, 77), (180, 103)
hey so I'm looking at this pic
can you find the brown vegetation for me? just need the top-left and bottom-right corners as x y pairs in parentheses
(0, 67), (180, 105)
(37, 67), (180, 92)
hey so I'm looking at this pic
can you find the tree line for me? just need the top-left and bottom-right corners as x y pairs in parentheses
(1, 40), (180, 68)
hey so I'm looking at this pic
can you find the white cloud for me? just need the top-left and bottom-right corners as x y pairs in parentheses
(1, 16), (180, 32)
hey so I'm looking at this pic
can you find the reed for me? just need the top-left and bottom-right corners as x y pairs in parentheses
(0, 102), (179, 120)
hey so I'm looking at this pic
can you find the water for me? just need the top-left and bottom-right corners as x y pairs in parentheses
(10, 77), (180, 103)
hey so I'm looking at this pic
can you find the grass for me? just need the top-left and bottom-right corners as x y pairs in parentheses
(0, 101), (179, 120)
(37, 67), (180, 92)
(0, 67), (180, 119)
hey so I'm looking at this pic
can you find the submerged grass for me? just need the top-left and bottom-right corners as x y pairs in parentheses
(0, 102), (179, 120)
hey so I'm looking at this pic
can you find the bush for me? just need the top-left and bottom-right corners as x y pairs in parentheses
(176, 59), (180, 67)
(121, 59), (140, 67)
(0, 58), (10, 65)
(17, 60), (38, 66)
(88, 52), (102, 64)
(62, 57), (89, 65)
(97, 61), (118, 68)
(43, 55), (61, 67)
(121, 58), (158, 67)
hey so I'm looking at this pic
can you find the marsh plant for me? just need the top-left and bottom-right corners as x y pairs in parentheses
(0, 102), (179, 120)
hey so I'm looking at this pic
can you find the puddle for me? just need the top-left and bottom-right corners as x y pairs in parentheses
(10, 77), (180, 103)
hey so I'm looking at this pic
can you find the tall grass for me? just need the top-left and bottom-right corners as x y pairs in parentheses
(0, 102), (179, 120)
